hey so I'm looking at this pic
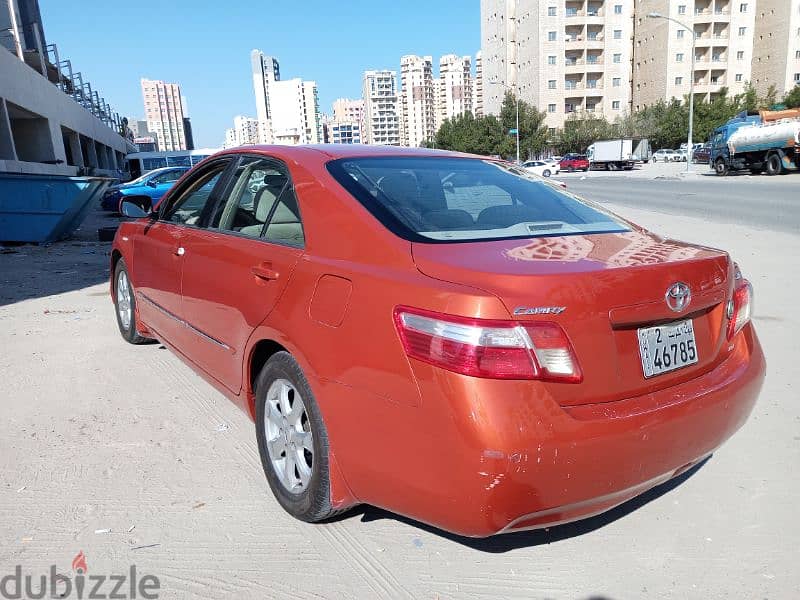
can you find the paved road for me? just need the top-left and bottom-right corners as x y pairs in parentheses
(563, 172), (799, 234)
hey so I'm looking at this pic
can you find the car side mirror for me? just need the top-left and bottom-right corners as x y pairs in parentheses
(120, 200), (153, 219)
(146, 179), (158, 187)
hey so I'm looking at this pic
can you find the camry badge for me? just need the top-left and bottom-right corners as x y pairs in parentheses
(665, 282), (691, 312)
(513, 306), (566, 316)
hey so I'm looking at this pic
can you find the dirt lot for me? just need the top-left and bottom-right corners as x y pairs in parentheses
(1, 206), (797, 599)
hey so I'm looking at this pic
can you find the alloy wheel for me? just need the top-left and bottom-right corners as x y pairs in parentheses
(116, 270), (132, 330)
(263, 378), (313, 494)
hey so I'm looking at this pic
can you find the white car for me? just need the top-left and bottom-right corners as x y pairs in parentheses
(521, 160), (560, 177)
(652, 149), (680, 162)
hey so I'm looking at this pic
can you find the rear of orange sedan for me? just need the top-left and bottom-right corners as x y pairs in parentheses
(111, 146), (764, 537)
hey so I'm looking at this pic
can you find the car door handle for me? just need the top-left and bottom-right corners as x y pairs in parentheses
(251, 264), (279, 281)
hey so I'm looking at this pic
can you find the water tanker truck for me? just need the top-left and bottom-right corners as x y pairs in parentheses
(710, 109), (800, 176)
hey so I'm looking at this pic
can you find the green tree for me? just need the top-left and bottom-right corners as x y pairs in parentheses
(553, 112), (614, 154)
(783, 85), (800, 108)
(497, 91), (549, 160)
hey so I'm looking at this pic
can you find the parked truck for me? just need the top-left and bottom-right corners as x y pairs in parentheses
(586, 139), (651, 170)
(710, 109), (800, 176)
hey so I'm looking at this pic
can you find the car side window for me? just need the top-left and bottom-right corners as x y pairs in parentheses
(161, 162), (228, 226)
(152, 170), (183, 185)
(211, 157), (305, 248)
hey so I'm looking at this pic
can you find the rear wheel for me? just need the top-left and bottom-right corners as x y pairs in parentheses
(114, 259), (151, 344)
(765, 153), (784, 176)
(714, 158), (729, 176)
(255, 352), (340, 522)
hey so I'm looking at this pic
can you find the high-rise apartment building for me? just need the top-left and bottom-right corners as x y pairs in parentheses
(362, 70), (401, 145)
(750, 0), (800, 97)
(481, 0), (634, 128)
(437, 54), (473, 129)
(332, 98), (365, 124)
(633, 0), (755, 110)
(140, 78), (188, 151)
(330, 98), (365, 144)
(399, 55), (436, 146)
(269, 79), (322, 145)
(251, 50), (280, 144)
(474, 50), (485, 116)
(250, 50), (321, 145)
(223, 115), (259, 148)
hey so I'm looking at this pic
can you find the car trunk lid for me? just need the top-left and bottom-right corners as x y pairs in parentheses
(412, 230), (733, 406)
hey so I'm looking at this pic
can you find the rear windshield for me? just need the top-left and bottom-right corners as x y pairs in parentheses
(327, 156), (628, 243)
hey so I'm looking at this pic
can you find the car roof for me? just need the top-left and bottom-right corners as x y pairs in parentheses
(209, 144), (477, 162)
(146, 166), (190, 175)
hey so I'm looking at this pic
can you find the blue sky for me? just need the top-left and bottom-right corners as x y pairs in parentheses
(39, 0), (480, 147)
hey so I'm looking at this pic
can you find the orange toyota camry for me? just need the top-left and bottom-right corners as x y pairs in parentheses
(111, 145), (765, 537)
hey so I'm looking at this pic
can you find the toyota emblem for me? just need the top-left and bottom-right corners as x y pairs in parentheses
(665, 282), (691, 312)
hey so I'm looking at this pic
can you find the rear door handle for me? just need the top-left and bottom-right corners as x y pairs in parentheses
(251, 264), (279, 281)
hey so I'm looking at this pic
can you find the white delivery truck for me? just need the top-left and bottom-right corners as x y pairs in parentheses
(586, 139), (651, 170)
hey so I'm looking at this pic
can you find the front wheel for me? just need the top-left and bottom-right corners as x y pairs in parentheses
(714, 158), (729, 176)
(255, 352), (341, 522)
(542, 169), (551, 178)
(114, 259), (151, 344)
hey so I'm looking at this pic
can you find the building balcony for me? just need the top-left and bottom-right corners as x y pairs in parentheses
(565, 59), (585, 73)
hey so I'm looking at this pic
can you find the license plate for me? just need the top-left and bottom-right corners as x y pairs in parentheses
(637, 319), (698, 378)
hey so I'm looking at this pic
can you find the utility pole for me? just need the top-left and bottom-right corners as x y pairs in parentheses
(648, 12), (695, 173)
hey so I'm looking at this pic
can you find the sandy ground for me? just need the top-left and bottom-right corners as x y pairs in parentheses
(0, 202), (797, 600)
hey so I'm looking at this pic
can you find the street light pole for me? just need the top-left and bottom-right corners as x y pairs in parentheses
(515, 94), (520, 163)
(648, 12), (695, 173)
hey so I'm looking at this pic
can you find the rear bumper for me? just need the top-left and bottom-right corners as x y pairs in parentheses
(323, 325), (765, 537)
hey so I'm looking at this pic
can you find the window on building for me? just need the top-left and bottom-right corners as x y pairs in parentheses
(678, 5), (686, 14)
(613, 77), (621, 86)
(795, 73), (800, 82)
(548, 103), (557, 112)
(739, 26), (746, 36)
(614, 4), (622, 14)
(740, 3), (748, 11)
(548, 31), (557, 41)
(548, 80), (557, 89)
(613, 53), (622, 63)
(676, 53), (684, 62)
(675, 76), (683, 85)
(548, 55), (557, 65)
(677, 30), (685, 38)
(735, 73), (743, 81)
(612, 100), (621, 109)
(796, 50), (800, 58)
(737, 50), (745, 59)
(614, 29), (622, 39)
(548, 6), (556, 16)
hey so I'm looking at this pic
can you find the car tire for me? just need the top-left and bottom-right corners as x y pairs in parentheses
(765, 153), (784, 176)
(255, 352), (341, 523)
(113, 259), (151, 344)
(543, 169), (551, 177)
(714, 158), (729, 176)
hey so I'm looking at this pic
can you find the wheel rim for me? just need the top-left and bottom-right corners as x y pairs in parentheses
(116, 270), (132, 330)
(264, 378), (313, 495)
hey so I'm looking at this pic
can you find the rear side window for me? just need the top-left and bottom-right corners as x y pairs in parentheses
(327, 157), (628, 242)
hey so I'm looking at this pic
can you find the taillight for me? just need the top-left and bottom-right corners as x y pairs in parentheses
(726, 279), (753, 340)
(393, 306), (582, 383)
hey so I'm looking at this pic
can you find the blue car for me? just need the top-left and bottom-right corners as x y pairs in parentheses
(100, 166), (189, 212)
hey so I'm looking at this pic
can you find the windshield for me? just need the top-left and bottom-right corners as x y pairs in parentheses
(327, 157), (628, 243)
